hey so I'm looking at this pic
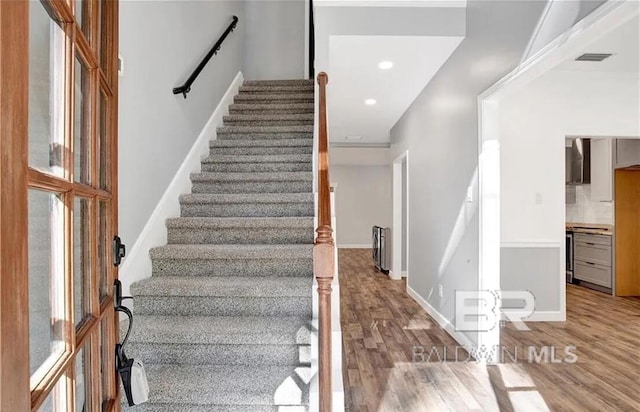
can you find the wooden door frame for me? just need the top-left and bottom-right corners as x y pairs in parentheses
(0, 1), (31, 410)
(0, 0), (120, 410)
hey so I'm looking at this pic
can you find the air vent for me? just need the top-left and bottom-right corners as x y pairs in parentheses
(575, 53), (612, 62)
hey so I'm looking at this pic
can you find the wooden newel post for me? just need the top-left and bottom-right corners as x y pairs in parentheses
(315, 72), (335, 412)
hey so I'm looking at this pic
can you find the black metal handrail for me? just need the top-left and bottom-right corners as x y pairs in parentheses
(173, 15), (239, 98)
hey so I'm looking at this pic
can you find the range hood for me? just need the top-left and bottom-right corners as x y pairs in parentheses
(566, 138), (591, 185)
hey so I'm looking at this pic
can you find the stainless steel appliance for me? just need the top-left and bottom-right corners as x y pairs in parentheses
(566, 231), (574, 283)
(566, 138), (591, 185)
(372, 226), (390, 273)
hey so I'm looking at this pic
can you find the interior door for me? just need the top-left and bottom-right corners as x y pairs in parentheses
(0, 0), (120, 410)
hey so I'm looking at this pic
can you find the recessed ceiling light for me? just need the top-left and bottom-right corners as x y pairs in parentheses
(345, 135), (363, 140)
(365, 99), (377, 105)
(378, 61), (393, 70)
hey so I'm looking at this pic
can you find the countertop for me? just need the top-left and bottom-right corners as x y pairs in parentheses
(566, 222), (614, 236)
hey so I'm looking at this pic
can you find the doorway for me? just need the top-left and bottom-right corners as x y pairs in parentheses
(0, 1), (120, 410)
(477, 1), (639, 357)
(392, 151), (408, 281)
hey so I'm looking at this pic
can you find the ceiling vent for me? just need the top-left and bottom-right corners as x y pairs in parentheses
(575, 53), (612, 62)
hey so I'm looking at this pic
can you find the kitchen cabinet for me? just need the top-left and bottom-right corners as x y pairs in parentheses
(591, 138), (613, 201)
(614, 168), (640, 296)
(614, 139), (640, 169)
(574, 232), (612, 289)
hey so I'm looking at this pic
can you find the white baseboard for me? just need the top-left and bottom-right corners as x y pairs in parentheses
(119, 71), (244, 297)
(337, 244), (371, 249)
(504, 310), (565, 322)
(406, 285), (476, 354)
(501, 241), (562, 248)
(402, 271), (408, 277)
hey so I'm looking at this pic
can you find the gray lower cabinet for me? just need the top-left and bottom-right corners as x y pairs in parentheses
(574, 233), (612, 289)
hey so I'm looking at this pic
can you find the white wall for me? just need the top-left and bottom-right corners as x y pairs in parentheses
(499, 69), (640, 313)
(243, 0), (306, 80)
(118, 1), (245, 266)
(390, 0), (550, 349)
(500, 70), (640, 243)
(332, 166), (392, 247)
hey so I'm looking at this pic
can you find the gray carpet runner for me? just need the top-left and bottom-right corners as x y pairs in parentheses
(124, 79), (315, 411)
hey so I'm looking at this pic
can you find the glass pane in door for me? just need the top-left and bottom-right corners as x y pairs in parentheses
(99, 1), (111, 79)
(75, 0), (91, 41)
(28, 1), (66, 177)
(100, 312), (115, 410)
(75, 344), (89, 412)
(28, 190), (67, 382)
(74, 55), (91, 184)
(36, 376), (68, 412)
(98, 201), (111, 301)
(98, 91), (110, 190)
(74, 197), (91, 326)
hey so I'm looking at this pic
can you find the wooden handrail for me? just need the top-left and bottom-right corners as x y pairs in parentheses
(314, 72), (335, 412)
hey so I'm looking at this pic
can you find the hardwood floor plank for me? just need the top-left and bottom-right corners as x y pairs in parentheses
(339, 248), (640, 412)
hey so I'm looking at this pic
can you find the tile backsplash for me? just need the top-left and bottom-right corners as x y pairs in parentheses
(566, 185), (613, 224)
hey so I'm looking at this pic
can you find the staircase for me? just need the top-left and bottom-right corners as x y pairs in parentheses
(124, 79), (316, 411)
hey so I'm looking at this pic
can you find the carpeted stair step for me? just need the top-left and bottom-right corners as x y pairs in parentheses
(234, 93), (314, 104)
(124, 314), (311, 366)
(150, 244), (313, 277)
(190, 171), (312, 194)
(122, 364), (309, 411)
(217, 125), (313, 140)
(132, 276), (312, 316)
(209, 145), (312, 156)
(217, 125), (313, 139)
(243, 79), (314, 87)
(201, 154), (312, 173)
(238, 85), (314, 94)
(208, 139), (313, 161)
(202, 161), (311, 173)
(127, 78), (315, 411)
(179, 193), (314, 217)
(124, 405), (306, 412)
(229, 102), (314, 115)
(166, 217), (314, 244)
(210, 138), (313, 149)
(202, 153), (312, 164)
(223, 113), (313, 126)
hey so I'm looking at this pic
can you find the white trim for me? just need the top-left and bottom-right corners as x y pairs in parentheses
(519, 0), (553, 63)
(118, 71), (244, 297)
(314, 0), (467, 8)
(501, 241), (562, 248)
(337, 244), (370, 249)
(402, 271), (408, 278)
(477, 97), (501, 362)
(392, 151), (409, 282)
(304, 0), (310, 79)
(502, 311), (565, 322)
(407, 285), (476, 354)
